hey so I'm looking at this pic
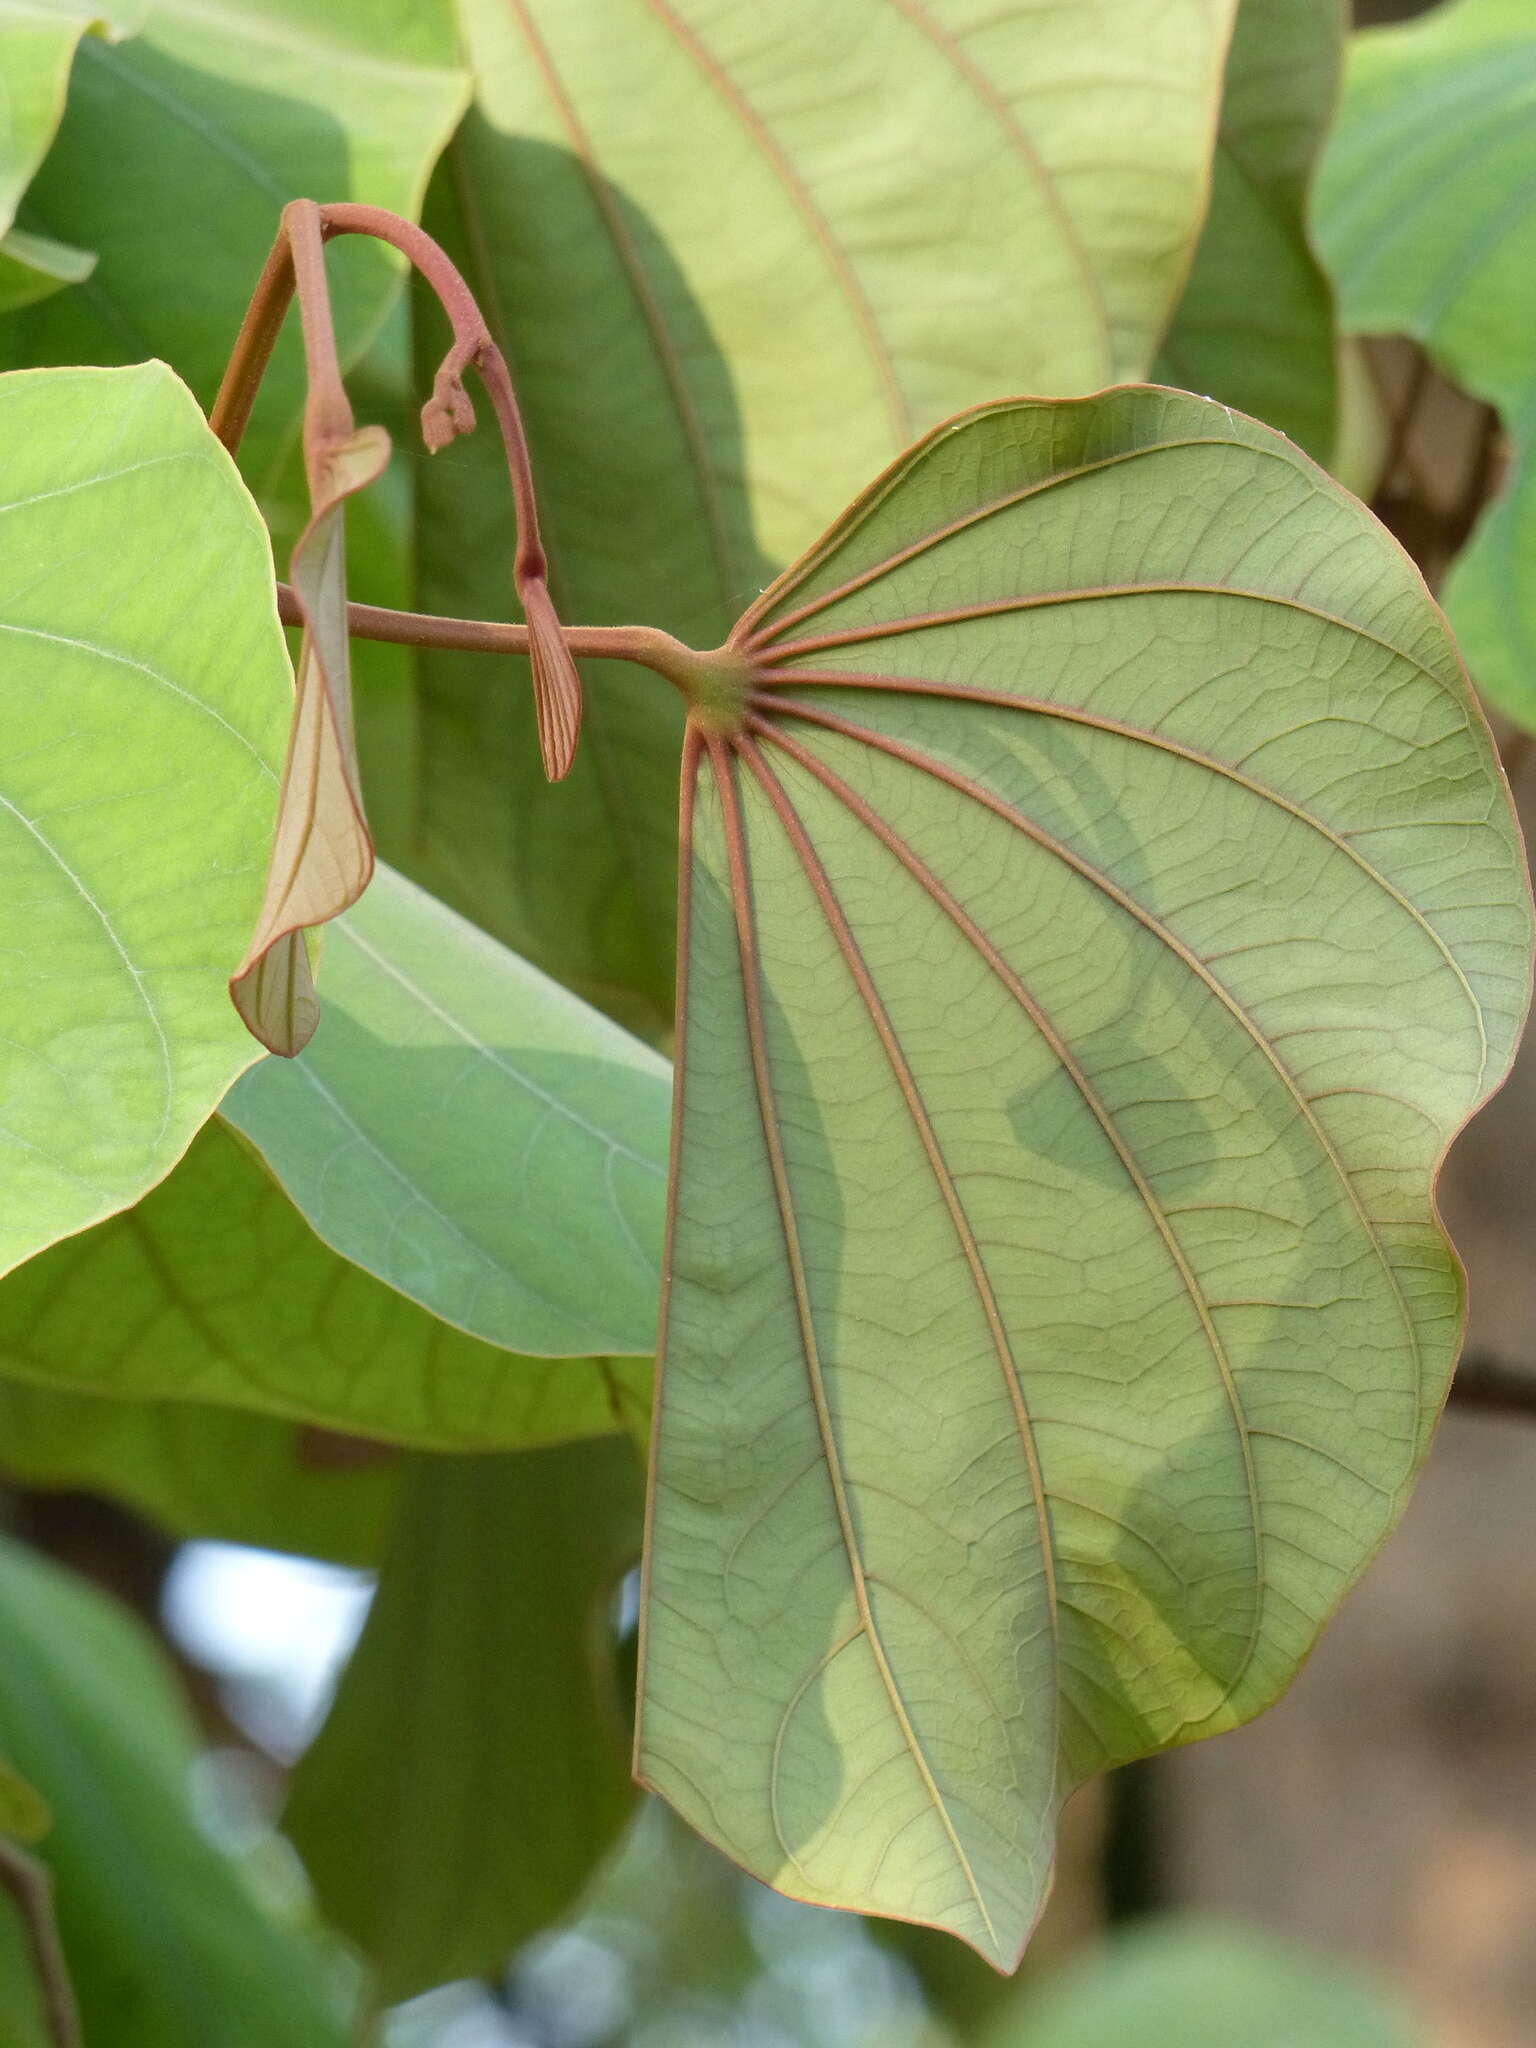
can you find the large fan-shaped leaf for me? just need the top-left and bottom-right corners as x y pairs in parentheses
(1313, 0), (1536, 727)
(399, 0), (1241, 1024)
(0, 361), (292, 1276)
(0, 1118), (648, 1450)
(1155, 0), (1343, 460)
(0, 0), (466, 528)
(224, 862), (671, 1359)
(635, 388), (1532, 1965)
(285, 1438), (642, 2001)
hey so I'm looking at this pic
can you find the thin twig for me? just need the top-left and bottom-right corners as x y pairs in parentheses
(271, 582), (722, 700)
(0, 1841), (80, 2048)
(211, 199), (591, 773)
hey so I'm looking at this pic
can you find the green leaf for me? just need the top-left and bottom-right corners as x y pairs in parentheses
(398, 0), (1243, 1023)
(0, 1758), (50, 1847)
(1154, 0), (1343, 460)
(284, 1437), (642, 2001)
(0, 0), (467, 530)
(0, 1535), (352, 2047)
(0, 1378), (397, 1566)
(224, 861), (671, 1358)
(637, 388), (1532, 1966)
(0, 0), (140, 316)
(990, 1919), (1421, 2047)
(0, 227), (94, 316)
(1314, 0), (1536, 726)
(0, 1117), (649, 1450)
(0, 361), (293, 1278)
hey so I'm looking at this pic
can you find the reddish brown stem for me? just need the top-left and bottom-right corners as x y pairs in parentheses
(211, 200), (589, 774)
(312, 204), (550, 587)
(271, 581), (715, 685)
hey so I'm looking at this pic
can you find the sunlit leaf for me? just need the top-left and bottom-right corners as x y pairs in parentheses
(989, 1919), (1421, 2048)
(0, 1378), (396, 1566)
(0, 227), (93, 316)
(230, 422), (389, 1054)
(637, 388), (1532, 1964)
(398, 0), (1242, 1024)
(0, 1536), (352, 2047)
(285, 1437), (642, 2000)
(0, 0), (466, 535)
(0, 1118), (647, 1450)
(1314, 0), (1536, 727)
(224, 862), (670, 1358)
(0, 361), (292, 1277)
(1155, 0), (1343, 459)
(0, 0), (140, 316)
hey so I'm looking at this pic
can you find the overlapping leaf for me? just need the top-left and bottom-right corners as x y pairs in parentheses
(0, 362), (292, 1275)
(0, 0), (466, 532)
(224, 862), (670, 1359)
(0, 1537), (352, 2047)
(0, 1119), (648, 1450)
(285, 1438), (642, 2000)
(636, 388), (1532, 1964)
(1314, 0), (1536, 727)
(1155, 0), (1343, 460)
(399, 0), (1242, 1023)
(0, 1377), (397, 1566)
(0, 0), (141, 315)
(988, 1920), (1420, 2048)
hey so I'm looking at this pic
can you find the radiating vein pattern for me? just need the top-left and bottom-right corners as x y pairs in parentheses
(638, 389), (1532, 1966)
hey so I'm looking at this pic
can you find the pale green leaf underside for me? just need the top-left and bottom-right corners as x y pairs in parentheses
(402, 0), (1241, 1022)
(0, 362), (293, 1277)
(0, 1116), (649, 1450)
(1154, 0), (1343, 461)
(224, 862), (671, 1360)
(1313, 0), (1536, 727)
(638, 389), (1531, 1966)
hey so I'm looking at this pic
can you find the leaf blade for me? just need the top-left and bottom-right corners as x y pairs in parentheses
(0, 1117), (649, 1451)
(0, 361), (292, 1274)
(638, 388), (1533, 1962)
(224, 862), (672, 1358)
(398, 0), (1242, 1022)
(1314, 0), (1536, 726)
(284, 1437), (643, 2000)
